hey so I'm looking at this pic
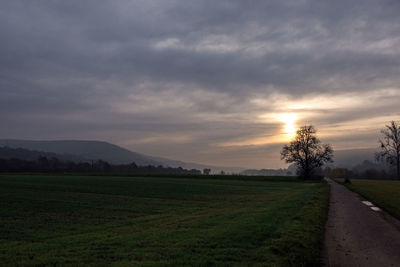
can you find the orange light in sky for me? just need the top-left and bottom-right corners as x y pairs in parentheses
(280, 113), (297, 140)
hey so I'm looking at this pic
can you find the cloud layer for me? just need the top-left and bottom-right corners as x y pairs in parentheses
(1, 0), (400, 168)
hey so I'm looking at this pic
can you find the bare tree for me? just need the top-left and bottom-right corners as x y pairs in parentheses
(203, 168), (211, 175)
(376, 121), (400, 178)
(281, 125), (333, 179)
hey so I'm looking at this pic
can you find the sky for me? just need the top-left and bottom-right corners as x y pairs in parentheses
(1, 0), (400, 169)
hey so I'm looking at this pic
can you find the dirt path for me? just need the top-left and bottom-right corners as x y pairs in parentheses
(322, 178), (400, 267)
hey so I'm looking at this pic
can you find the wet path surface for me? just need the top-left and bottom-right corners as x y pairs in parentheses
(323, 178), (400, 267)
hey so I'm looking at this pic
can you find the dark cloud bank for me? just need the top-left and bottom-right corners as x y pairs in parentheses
(1, 0), (399, 168)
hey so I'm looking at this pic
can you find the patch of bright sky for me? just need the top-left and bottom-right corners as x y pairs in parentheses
(109, 81), (400, 151)
(223, 88), (400, 147)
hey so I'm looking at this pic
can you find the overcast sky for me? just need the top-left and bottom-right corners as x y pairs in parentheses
(1, 0), (400, 168)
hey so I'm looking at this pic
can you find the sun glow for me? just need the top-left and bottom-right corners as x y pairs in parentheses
(280, 113), (297, 140)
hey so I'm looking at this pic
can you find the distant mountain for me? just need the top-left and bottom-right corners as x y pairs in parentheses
(0, 139), (160, 166)
(0, 139), (242, 173)
(0, 146), (84, 162)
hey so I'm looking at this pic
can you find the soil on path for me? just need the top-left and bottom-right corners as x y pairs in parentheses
(323, 178), (400, 267)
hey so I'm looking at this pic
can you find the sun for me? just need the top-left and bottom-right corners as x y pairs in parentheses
(280, 113), (297, 140)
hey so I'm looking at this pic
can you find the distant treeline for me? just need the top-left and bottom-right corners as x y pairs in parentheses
(0, 146), (83, 162)
(241, 168), (293, 176)
(0, 157), (202, 175)
(325, 160), (398, 180)
(0, 146), (201, 175)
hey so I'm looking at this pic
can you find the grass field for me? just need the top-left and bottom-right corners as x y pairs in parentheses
(336, 178), (400, 219)
(0, 174), (328, 266)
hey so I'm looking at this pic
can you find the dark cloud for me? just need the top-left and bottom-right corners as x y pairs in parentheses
(1, 0), (399, 168)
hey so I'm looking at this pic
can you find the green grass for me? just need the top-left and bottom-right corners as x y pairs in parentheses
(265, 182), (329, 266)
(3, 172), (299, 182)
(335, 178), (400, 219)
(0, 174), (328, 266)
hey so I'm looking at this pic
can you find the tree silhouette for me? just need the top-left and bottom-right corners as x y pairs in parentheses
(376, 121), (400, 178)
(281, 125), (333, 179)
(203, 168), (211, 175)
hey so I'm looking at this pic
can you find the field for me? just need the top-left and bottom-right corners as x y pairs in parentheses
(336, 178), (400, 219)
(0, 174), (328, 266)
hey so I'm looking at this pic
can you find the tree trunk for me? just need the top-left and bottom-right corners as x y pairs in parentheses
(397, 157), (400, 179)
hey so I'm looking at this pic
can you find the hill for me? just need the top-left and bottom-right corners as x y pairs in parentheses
(0, 146), (84, 162)
(0, 139), (162, 166)
(0, 139), (242, 173)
